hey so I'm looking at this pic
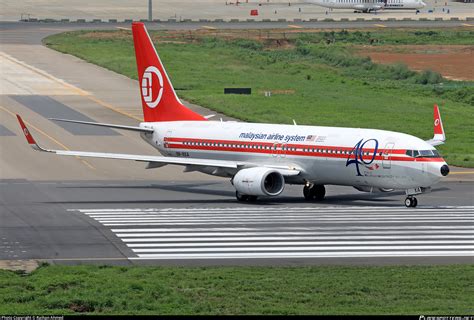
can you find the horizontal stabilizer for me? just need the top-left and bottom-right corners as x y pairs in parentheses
(49, 118), (154, 133)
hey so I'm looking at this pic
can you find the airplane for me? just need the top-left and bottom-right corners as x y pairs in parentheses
(304, 0), (426, 12)
(16, 22), (449, 208)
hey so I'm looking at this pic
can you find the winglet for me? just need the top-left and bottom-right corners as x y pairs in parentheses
(16, 115), (44, 151)
(426, 104), (446, 146)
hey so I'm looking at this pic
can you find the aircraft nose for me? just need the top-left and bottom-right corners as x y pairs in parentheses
(440, 164), (450, 176)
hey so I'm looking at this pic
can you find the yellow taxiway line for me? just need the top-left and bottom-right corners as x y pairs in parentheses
(449, 171), (474, 175)
(202, 26), (217, 30)
(2, 52), (142, 122)
(1, 106), (95, 170)
(373, 24), (387, 28)
(116, 27), (131, 31)
(462, 23), (473, 27)
(288, 25), (303, 29)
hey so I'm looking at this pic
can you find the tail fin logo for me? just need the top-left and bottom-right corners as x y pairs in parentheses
(141, 66), (163, 108)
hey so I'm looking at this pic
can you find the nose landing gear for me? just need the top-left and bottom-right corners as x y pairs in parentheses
(405, 196), (418, 208)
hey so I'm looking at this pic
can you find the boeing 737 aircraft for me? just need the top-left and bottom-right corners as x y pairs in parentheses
(17, 22), (449, 207)
(305, 0), (426, 12)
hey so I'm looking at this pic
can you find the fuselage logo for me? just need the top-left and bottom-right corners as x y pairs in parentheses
(141, 66), (163, 108)
(346, 138), (379, 176)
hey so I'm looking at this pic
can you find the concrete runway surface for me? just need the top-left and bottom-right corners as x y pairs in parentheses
(1, 0), (473, 21)
(0, 22), (473, 266)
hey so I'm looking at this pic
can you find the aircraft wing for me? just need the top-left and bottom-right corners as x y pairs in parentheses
(17, 115), (300, 176)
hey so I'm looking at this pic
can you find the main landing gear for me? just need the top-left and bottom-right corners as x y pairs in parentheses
(236, 191), (258, 202)
(303, 184), (325, 201)
(405, 196), (418, 208)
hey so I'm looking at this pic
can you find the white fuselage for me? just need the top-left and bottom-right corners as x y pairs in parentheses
(139, 121), (446, 191)
(305, 0), (425, 11)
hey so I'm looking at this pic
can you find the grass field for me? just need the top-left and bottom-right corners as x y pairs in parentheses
(43, 29), (474, 167)
(0, 264), (472, 315)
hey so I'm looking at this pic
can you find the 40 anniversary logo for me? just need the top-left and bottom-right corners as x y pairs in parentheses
(346, 138), (380, 176)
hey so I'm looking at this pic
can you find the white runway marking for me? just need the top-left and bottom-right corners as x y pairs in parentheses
(70, 206), (474, 260)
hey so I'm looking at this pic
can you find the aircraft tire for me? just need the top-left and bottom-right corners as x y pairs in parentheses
(314, 185), (326, 201)
(405, 196), (418, 208)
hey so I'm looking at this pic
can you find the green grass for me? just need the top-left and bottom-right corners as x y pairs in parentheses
(43, 29), (474, 167)
(0, 264), (472, 314)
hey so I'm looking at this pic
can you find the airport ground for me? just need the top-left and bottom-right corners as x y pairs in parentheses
(1, 22), (473, 267)
(0, 12), (473, 315)
(1, 0), (473, 22)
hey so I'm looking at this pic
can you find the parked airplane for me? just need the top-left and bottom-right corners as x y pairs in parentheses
(17, 22), (449, 207)
(304, 0), (426, 12)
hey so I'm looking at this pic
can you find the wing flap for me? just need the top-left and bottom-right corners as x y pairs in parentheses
(52, 149), (238, 168)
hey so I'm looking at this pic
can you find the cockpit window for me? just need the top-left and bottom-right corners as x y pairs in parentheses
(419, 150), (434, 157)
(406, 149), (440, 158)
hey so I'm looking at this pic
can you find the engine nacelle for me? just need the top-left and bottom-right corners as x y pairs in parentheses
(233, 167), (285, 197)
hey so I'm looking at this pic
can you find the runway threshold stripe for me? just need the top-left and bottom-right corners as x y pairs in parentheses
(132, 245), (474, 253)
(122, 235), (474, 242)
(103, 220), (474, 226)
(112, 226), (474, 232)
(96, 215), (474, 222)
(76, 206), (474, 212)
(91, 212), (474, 218)
(116, 231), (474, 237)
(131, 251), (474, 260)
(126, 240), (474, 248)
(74, 206), (474, 260)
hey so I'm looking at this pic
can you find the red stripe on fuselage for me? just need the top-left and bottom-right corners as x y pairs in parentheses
(163, 137), (444, 163)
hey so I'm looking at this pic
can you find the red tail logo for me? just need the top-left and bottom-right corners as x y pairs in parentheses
(141, 66), (163, 108)
(132, 22), (206, 122)
(433, 104), (443, 135)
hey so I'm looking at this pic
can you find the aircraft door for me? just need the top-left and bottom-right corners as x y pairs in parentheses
(280, 143), (287, 158)
(272, 143), (286, 159)
(272, 143), (279, 158)
(164, 130), (173, 155)
(382, 142), (394, 169)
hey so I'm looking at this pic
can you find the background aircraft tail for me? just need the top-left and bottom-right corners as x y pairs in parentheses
(132, 22), (206, 122)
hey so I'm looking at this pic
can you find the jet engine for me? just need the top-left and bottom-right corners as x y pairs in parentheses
(233, 167), (285, 197)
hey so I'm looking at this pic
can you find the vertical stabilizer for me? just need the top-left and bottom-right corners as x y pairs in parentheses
(132, 22), (206, 122)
